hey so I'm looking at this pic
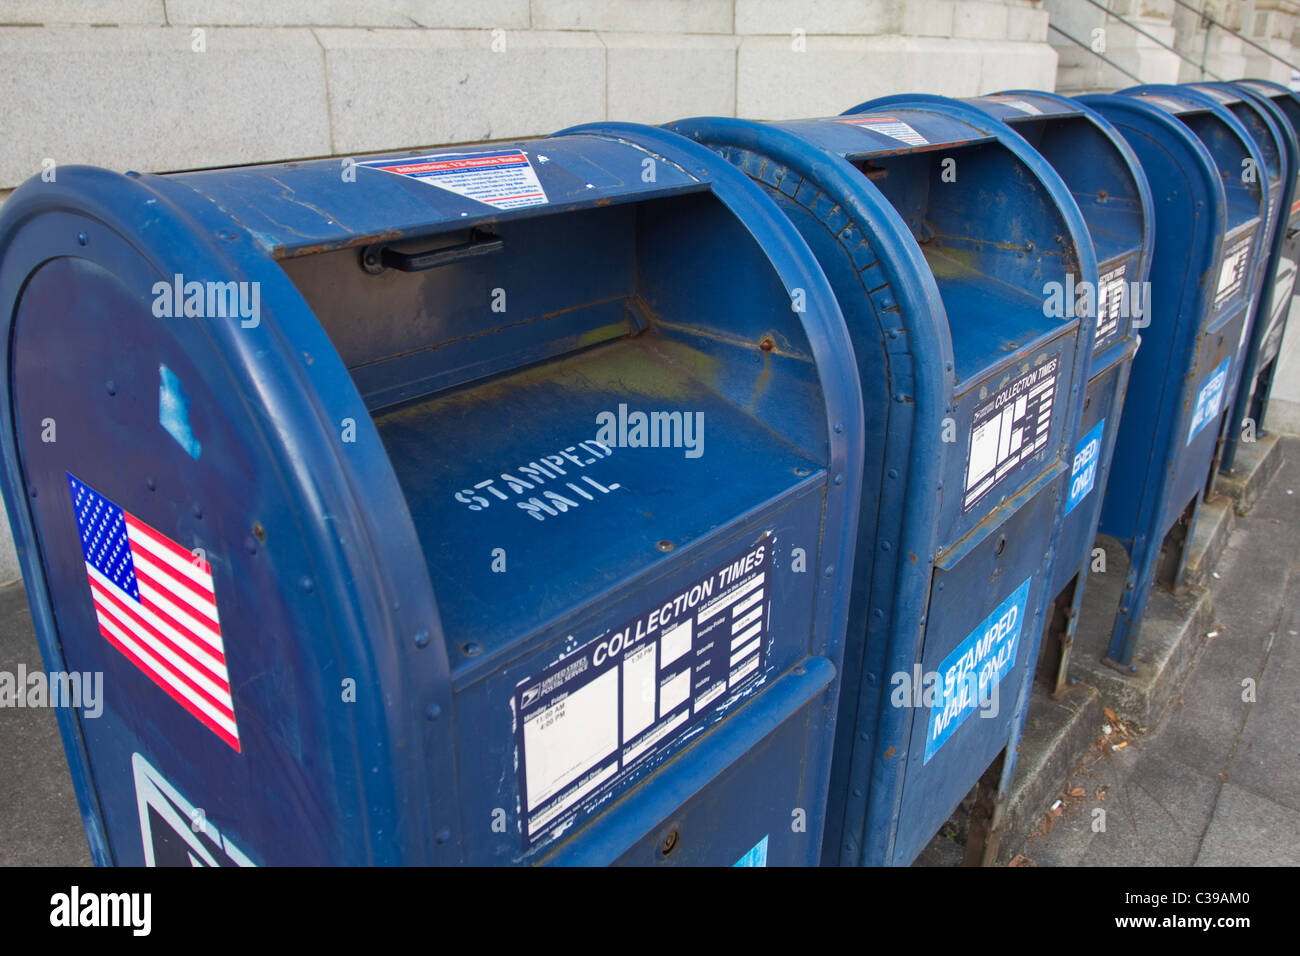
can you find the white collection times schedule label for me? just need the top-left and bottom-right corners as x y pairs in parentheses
(963, 356), (1060, 512)
(514, 539), (772, 851)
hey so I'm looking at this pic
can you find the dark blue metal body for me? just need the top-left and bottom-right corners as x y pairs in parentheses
(1176, 84), (1292, 478)
(668, 101), (1098, 866)
(0, 124), (866, 865)
(1222, 79), (1300, 470)
(861, 91), (1153, 697)
(1081, 88), (1268, 667)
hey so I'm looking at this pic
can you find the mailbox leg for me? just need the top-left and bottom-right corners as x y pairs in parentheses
(1053, 588), (1082, 700)
(1107, 538), (1154, 668)
(1251, 356), (1278, 439)
(961, 753), (1006, 867)
(1041, 575), (1080, 699)
(1208, 407), (1230, 491)
(1154, 497), (1197, 592)
(1108, 494), (1201, 668)
(965, 620), (1042, 867)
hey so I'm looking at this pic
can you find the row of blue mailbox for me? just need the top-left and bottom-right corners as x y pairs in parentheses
(0, 79), (1295, 867)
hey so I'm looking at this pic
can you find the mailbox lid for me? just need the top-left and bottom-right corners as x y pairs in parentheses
(862, 91), (1152, 366)
(1123, 84), (1271, 415)
(1121, 88), (1267, 251)
(988, 91), (1153, 362)
(162, 135), (710, 260)
(1234, 79), (1300, 188)
(669, 109), (1096, 547)
(379, 331), (825, 672)
(1194, 84), (1286, 183)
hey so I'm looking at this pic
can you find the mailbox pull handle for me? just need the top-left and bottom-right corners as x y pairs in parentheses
(361, 229), (504, 274)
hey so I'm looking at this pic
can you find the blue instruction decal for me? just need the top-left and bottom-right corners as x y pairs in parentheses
(924, 577), (1031, 764)
(1064, 418), (1106, 516)
(1186, 356), (1231, 446)
(734, 835), (769, 867)
(158, 365), (201, 460)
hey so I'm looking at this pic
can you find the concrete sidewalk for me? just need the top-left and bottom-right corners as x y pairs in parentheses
(0, 580), (92, 866)
(1016, 437), (1300, 866)
(2, 440), (1298, 868)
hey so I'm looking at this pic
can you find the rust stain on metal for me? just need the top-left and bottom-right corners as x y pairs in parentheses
(274, 228), (406, 261)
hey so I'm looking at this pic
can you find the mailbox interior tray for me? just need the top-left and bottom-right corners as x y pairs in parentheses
(924, 247), (1063, 385)
(1085, 218), (1143, 270)
(373, 333), (823, 667)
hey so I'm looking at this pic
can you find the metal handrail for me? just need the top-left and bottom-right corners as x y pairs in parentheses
(1170, 0), (1300, 74)
(1079, 0), (1225, 79)
(1047, 22), (1143, 83)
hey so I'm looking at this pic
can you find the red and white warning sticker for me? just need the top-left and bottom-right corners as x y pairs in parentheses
(838, 115), (930, 146)
(984, 95), (1043, 115)
(360, 149), (549, 210)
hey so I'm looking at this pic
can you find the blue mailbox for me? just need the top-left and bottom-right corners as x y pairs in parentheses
(1222, 79), (1300, 470)
(0, 124), (866, 865)
(1180, 83), (1294, 477)
(1080, 87), (1268, 667)
(668, 101), (1097, 866)
(853, 91), (1153, 698)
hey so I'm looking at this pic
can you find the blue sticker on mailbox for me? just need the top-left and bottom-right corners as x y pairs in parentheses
(738, 837), (764, 868)
(1064, 418), (1106, 516)
(1186, 356), (1231, 446)
(924, 577), (1031, 764)
(734, 835), (769, 867)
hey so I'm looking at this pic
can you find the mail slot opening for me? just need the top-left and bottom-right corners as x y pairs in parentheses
(1176, 111), (1264, 234)
(278, 189), (832, 669)
(1220, 102), (1282, 185)
(1012, 116), (1147, 271)
(850, 141), (1079, 384)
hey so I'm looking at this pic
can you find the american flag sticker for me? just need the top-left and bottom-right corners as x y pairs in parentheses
(67, 474), (239, 752)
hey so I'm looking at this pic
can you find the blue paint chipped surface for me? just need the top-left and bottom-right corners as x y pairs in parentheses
(158, 364), (201, 459)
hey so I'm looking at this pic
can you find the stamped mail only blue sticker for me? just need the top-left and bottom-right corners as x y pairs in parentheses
(1186, 355), (1231, 446)
(924, 576), (1032, 764)
(1065, 418), (1106, 516)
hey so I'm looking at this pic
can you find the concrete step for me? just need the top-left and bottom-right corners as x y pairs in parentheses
(913, 680), (1105, 867)
(1183, 493), (1235, 587)
(1068, 537), (1214, 730)
(996, 680), (1105, 863)
(915, 438), (1300, 866)
(1214, 432), (1285, 517)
